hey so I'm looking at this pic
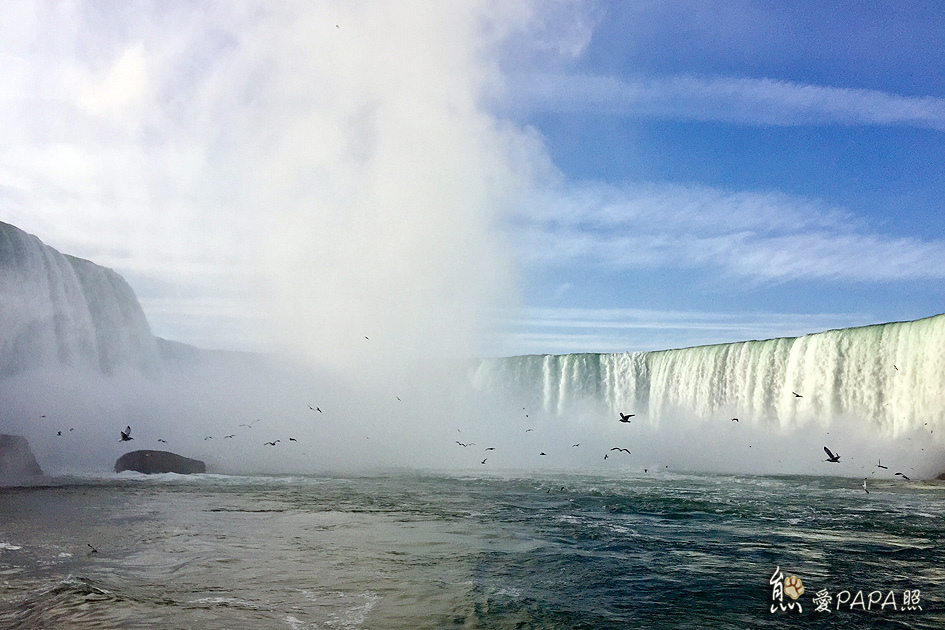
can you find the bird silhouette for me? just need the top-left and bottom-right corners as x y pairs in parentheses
(823, 446), (840, 462)
(456, 441), (473, 447)
(481, 458), (487, 464)
(610, 447), (631, 454)
(87, 543), (98, 554)
(224, 434), (235, 439)
(264, 440), (280, 446)
(484, 447), (496, 451)
(731, 418), (739, 422)
(618, 413), (635, 423)
(876, 459), (888, 470)
(289, 437), (297, 442)
(793, 392), (803, 398)
(120, 426), (133, 441)
(157, 439), (167, 443)
(895, 472), (911, 480)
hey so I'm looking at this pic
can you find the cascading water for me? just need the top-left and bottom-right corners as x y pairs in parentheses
(0, 221), (160, 377)
(471, 314), (945, 438)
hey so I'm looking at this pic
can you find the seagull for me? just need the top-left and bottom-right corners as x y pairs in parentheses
(204, 436), (213, 440)
(895, 472), (911, 480)
(57, 431), (62, 436)
(731, 418), (739, 422)
(484, 447), (496, 451)
(309, 406), (322, 413)
(120, 426), (133, 441)
(456, 441), (473, 447)
(288, 437), (297, 442)
(572, 443), (580, 447)
(539, 452), (546, 456)
(876, 459), (888, 470)
(863, 479), (869, 494)
(525, 428), (534, 432)
(618, 413), (634, 423)
(157, 439), (167, 443)
(87, 543), (98, 554)
(610, 447), (631, 454)
(793, 392), (803, 398)
(603, 453), (609, 460)
(224, 434), (235, 439)
(481, 458), (487, 464)
(264, 440), (280, 446)
(239, 420), (261, 428)
(823, 446), (840, 462)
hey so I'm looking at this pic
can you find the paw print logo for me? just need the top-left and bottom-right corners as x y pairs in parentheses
(784, 576), (805, 600)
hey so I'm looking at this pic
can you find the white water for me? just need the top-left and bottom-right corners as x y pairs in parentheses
(471, 314), (945, 437)
(0, 221), (159, 376)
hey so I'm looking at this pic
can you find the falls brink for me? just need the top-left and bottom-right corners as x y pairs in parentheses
(0, 221), (160, 377)
(471, 314), (945, 437)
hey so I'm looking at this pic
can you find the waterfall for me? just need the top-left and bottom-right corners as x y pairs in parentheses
(0, 221), (160, 376)
(471, 314), (945, 436)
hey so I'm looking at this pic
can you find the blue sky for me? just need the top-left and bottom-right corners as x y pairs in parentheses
(1, 1), (943, 358)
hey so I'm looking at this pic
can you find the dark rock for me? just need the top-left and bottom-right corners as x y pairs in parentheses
(0, 434), (44, 484)
(115, 450), (206, 474)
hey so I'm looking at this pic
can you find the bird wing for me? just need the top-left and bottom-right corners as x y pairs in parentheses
(824, 446), (835, 459)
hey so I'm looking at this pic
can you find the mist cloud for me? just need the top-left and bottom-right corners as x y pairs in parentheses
(0, 1), (568, 364)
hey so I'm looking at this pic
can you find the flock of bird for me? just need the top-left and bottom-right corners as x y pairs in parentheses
(42, 377), (929, 493)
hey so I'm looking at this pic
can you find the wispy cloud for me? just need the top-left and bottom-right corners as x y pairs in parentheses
(510, 73), (945, 130)
(512, 182), (945, 283)
(493, 307), (874, 355)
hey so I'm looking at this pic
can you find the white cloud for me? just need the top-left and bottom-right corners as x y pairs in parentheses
(513, 73), (945, 130)
(513, 182), (945, 282)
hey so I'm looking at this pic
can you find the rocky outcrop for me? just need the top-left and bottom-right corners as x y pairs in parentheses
(0, 434), (44, 484)
(115, 450), (206, 474)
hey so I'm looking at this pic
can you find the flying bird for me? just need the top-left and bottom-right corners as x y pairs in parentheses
(239, 420), (261, 428)
(456, 441), (473, 447)
(309, 406), (322, 413)
(603, 453), (609, 460)
(87, 543), (98, 554)
(539, 452), (546, 456)
(288, 437), (297, 442)
(731, 418), (739, 422)
(224, 434), (235, 439)
(572, 443), (580, 447)
(157, 439), (167, 443)
(793, 392), (803, 398)
(57, 431), (62, 436)
(204, 436), (213, 441)
(525, 428), (534, 432)
(610, 447), (631, 454)
(484, 447), (496, 451)
(823, 446), (840, 462)
(876, 459), (888, 470)
(264, 440), (280, 446)
(120, 426), (133, 441)
(618, 413), (635, 423)
(895, 472), (911, 480)
(481, 458), (487, 465)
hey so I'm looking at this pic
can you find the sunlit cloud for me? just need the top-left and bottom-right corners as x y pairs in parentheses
(511, 73), (945, 129)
